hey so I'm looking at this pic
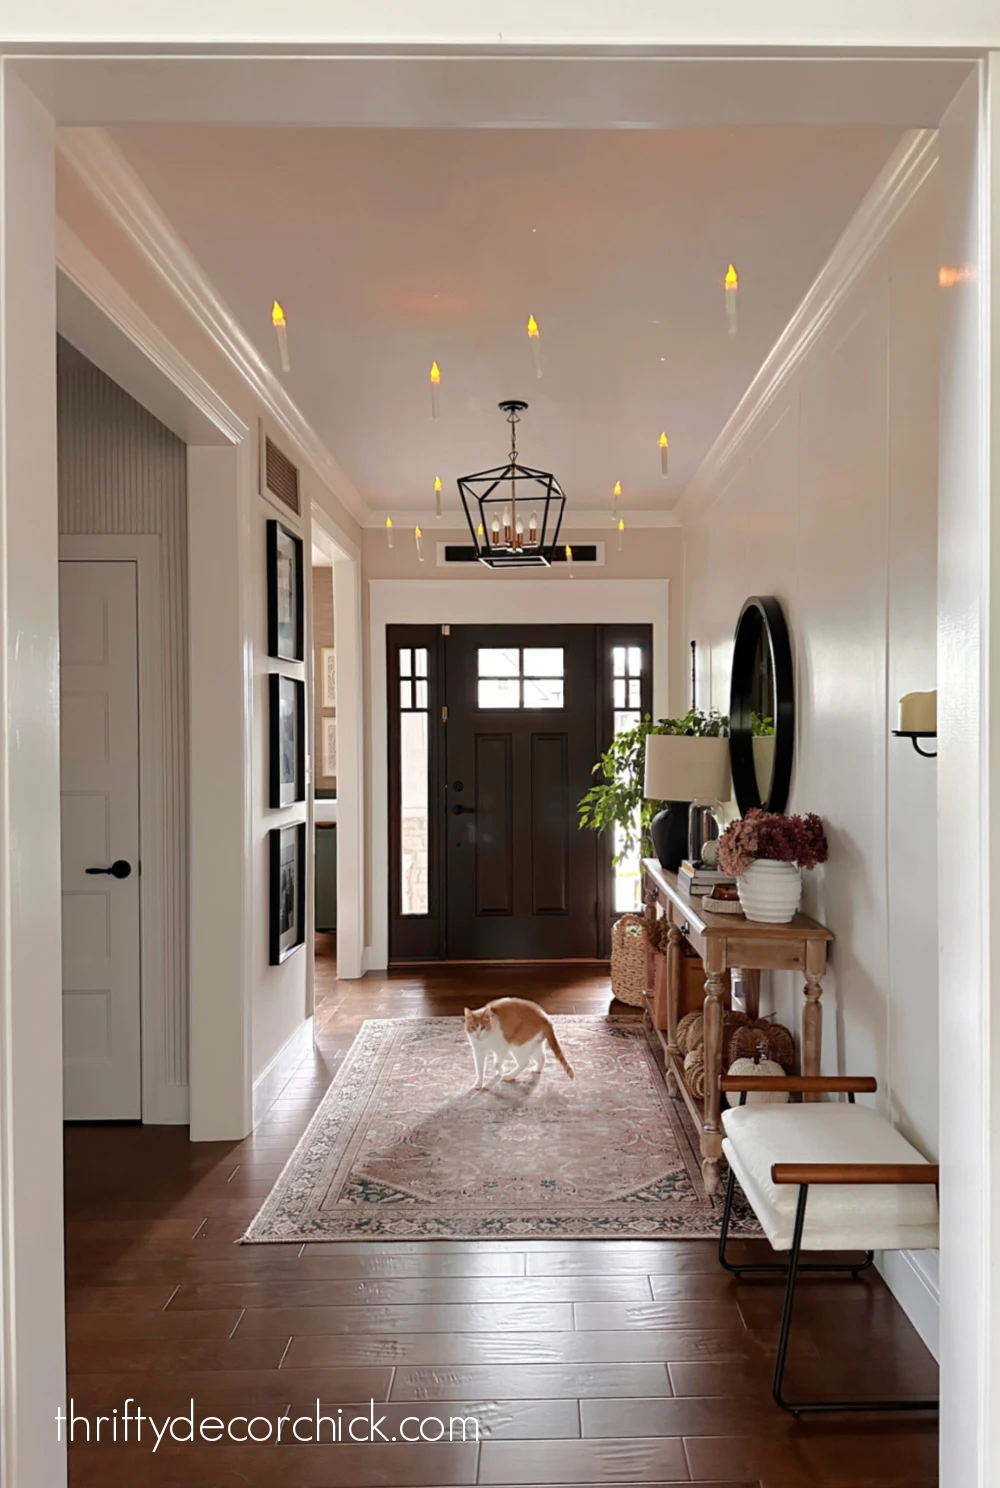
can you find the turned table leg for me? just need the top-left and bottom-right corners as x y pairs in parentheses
(701, 962), (726, 1197)
(801, 940), (826, 1102)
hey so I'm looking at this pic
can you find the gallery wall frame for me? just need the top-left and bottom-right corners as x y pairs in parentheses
(266, 517), (304, 662)
(269, 673), (305, 809)
(269, 821), (307, 965)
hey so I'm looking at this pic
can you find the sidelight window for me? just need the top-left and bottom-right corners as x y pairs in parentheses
(399, 647), (430, 915)
(477, 646), (564, 710)
(612, 644), (644, 911)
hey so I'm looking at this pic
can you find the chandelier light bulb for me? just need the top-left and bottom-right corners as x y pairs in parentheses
(724, 264), (739, 336)
(385, 516), (394, 550)
(502, 506), (512, 545)
(429, 361), (441, 419)
(271, 300), (291, 372)
(528, 510), (539, 545)
(527, 314), (543, 379)
(659, 432), (669, 478)
(433, 476), (443, 519)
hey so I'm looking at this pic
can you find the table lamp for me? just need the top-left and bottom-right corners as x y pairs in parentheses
(643, 733), (733, 871)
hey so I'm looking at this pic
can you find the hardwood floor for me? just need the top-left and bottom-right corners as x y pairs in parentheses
(63, 937), (938, 1485)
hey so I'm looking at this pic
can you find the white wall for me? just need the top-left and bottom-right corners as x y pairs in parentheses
(681, 152), (941, 1330)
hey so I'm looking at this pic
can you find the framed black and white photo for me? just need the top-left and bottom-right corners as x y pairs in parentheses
(269, 822), (306, 964)
(267, 519), (304, 661)
(321, 646), (337, 708)
(269, 673), (305, 808)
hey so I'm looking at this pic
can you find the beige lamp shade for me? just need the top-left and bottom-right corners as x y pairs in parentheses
(644, 733), (732, 802)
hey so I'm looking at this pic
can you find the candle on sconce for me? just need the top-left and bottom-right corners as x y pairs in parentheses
(385, 517), (394, 549)
(433, 476), (442, 519)
(414, 526), (425, 563)
(898, 691), (937, 733)
(659, 432), (669, 478)
(429, 361), (441, 419)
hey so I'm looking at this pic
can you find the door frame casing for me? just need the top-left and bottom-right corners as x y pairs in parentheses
(369, 577), (670, 970)
(58, 535), (186, 1122)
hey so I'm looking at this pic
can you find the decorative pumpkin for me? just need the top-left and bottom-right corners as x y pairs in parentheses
(683, 1048), (706, 1099)
(726, 1056), (789, 1104)
(728, 1018), (795, 1071)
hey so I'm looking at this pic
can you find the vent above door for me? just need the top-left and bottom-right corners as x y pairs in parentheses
(262, 431), (301, 517)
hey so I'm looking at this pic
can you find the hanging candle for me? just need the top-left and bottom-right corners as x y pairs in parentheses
(724, 265), (739, 336)
(271, 301), (291, 372)
(433, 476), (443, 519)
(429, 361), (441, 419)
(527, 314), (543, 379)
(385, 516), (394, 549)
(612, 480), (621, 523)
(617, 517), (625, 552)
(659, 432), (669, 478)
(565, 543), (575, 578)
(414, 526), (425, 563)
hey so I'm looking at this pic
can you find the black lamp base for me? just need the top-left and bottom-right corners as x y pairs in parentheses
(649, 802), (691, 872)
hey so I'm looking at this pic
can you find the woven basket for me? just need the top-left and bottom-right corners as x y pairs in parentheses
(610, 914), (647, 1007)
(676, 1011), (702, 1054)
(683, 1048), (706, 1099)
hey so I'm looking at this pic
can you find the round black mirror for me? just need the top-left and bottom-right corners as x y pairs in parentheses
(729, 596), (794, 815)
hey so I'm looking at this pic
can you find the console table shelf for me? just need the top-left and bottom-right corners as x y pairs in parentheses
(641, 859), (834, 1197)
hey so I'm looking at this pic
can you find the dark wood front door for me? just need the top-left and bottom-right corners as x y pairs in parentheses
(444, 625), (599, 960)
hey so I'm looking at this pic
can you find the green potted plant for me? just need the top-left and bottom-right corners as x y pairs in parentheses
(578, 709), (729, 871)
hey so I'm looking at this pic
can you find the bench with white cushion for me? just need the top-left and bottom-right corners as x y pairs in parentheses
(717, 1074), (939, 1415)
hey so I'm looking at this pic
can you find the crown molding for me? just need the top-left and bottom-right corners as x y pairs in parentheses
(674, 126), (939, 525)
(56, 126), (369, 526)
(363, 508), (681, 530)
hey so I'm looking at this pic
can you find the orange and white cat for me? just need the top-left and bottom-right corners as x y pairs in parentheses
(463, 999), (574, 1089)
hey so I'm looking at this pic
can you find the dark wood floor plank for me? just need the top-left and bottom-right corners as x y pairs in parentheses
(478, 1436), (690, 1484)
(388, 1363), (672, 1400)
(575, 1301), (743, 1331)
(283, 1328), (766, 1369)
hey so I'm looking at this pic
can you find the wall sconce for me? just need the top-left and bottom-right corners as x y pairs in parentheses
(892, 691), (937, 758)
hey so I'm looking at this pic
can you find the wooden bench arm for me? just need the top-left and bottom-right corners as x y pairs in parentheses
(771, 1163), (939, 1185)
(720, 1075), (878, 1094)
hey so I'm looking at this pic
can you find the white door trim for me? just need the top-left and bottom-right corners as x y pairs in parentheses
(58, 535), (187, 1123)
(367, 576), (670, 970)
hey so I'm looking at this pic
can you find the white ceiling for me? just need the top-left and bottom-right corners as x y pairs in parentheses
(109, 123), (905, 516)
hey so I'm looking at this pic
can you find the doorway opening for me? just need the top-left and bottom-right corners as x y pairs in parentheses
(387, 622), (652, 963)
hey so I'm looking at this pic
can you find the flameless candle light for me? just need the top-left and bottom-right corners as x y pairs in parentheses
(565, 543), (574, 577)
(433, 476), (443, 519)
(527, 314), (543, 379)
(385, 516), (394, 549)
(271, 301), (291, 372)
(618, 517), (625, 551)
(659, 432), (669, 478)
(612, 480), (621, 522)
(429, 361), (441, 419)
(724, 265), (739, 336)
(414, 526), (425, 562)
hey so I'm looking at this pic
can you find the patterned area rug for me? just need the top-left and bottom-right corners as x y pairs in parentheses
(242, 1015), (758, 1243)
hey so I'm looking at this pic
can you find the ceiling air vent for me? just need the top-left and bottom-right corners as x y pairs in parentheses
(263, 434), (301, 517)
(441, 543), (599, 566)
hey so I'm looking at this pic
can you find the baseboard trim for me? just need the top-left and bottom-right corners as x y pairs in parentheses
(878, 1247), (940, 1362)
(252, 1017), (314, 1128)
(144, 1084), (190, 1126)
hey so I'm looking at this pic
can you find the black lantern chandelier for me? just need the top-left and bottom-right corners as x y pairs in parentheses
(458, 400), (567, 568)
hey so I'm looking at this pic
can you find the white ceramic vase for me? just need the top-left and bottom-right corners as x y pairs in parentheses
(737, 859), (802, 923)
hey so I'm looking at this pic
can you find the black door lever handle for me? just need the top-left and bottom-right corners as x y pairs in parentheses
(452, 804), (477, 815)
(86, 859), (132, 879)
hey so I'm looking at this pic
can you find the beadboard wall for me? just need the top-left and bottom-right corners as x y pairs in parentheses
(56, 337), (190, 1099)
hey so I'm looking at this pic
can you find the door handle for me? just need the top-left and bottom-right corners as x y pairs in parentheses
(452, 804), (477, 815)
(86, 859), (132, 880)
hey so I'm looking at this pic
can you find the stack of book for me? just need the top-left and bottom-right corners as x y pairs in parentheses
(678, 859), (736, 897)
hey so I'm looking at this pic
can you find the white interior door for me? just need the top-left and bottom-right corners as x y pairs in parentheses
(59, 560), (142, 1120)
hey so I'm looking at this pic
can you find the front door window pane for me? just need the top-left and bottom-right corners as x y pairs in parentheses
(478, 647), (520, 677)
(400, 711), (429, 915)
(523, 648), (564, 677)
(524, 677), (564, 709)
(478, 676), (521, 709)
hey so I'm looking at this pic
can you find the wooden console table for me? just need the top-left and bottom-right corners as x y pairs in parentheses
(641, 859), (834, 1197)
